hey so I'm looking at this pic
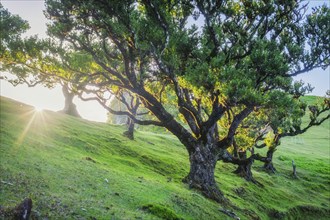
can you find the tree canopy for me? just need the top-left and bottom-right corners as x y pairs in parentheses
(0, 4), (29, 54)
(0, 3), (83, 116)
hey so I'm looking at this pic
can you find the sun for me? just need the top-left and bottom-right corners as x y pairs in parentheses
(34, 105), (44, 112)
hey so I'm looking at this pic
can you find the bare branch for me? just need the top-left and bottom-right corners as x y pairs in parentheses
(78, 91), (163, 126)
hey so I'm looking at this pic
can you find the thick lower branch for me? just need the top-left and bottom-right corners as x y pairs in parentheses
(222, 152), (269, 165)
(136, 87), (197, 150)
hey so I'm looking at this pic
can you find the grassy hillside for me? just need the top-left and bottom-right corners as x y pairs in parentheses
(0, 96), (329, 219)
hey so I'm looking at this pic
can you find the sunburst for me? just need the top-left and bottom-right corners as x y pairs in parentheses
(34, 105), (44, 112)
(14, 106), (48, 147)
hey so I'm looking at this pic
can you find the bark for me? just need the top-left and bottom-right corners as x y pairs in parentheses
(183, 142), (226, 203)
(234, 151), (246, 173)
(123, 117), (135, 140)
(233, 151), (256, 183)
(223, 150), (268, 186)
(263, 149), (276, 173)
(232, 140), (239, 158)
(60, 84), (81, 117)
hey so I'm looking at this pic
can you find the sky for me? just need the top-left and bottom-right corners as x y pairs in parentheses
(1, 0), (329, 122)
(1, 0), (108, 122)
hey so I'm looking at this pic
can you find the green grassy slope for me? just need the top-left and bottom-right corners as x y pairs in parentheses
(0, 96), (329, 219)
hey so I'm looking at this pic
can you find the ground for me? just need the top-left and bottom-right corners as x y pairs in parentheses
(0, 96), (329, 219)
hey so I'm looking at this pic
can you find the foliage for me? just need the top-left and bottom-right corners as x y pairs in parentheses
(0, 3), (29, 53)
(42, 0), (330, 139)
(0, 4), (53, 87)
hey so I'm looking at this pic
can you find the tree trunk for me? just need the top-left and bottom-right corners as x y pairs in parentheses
(263, 149), (276, 173)
(292, 160), (297, 178)
(183, 143), (226, 203)
(234, 151), (246, 174)
(123, 117), (135, 140)
(233, 151), (255, 182)
(136, 88), (226, 202)
(60, 84), (81, 117)
(122, 102), (138, 140)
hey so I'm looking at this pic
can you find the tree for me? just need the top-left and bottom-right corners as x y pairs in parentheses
(0, 4), (81, 117)
(225, 84), (330, 182)
(41, 0), (330, 202)
(256, 89), (330, 173)
(107, 90), (142, 140)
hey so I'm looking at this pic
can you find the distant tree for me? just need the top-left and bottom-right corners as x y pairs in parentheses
(27, 0), (330, 202)
(225, 84), (329, 183)
(256, 90), (330, 173)
(107, 95), (128, 125)
(57, 83), (80, 117)
(107, 90), (142, 140)
(0, 4), (81, 117)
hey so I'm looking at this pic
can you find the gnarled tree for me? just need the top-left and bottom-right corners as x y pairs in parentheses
(256, 90), (330, 173)
(41, 0), (330, 202)
(226, 85), (330, 182)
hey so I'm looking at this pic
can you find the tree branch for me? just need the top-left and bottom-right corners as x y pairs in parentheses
(78, 91), (163, 126)
(217, 107), (254, 149)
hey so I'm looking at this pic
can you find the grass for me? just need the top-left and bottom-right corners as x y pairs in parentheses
(0, 95), (329, 219)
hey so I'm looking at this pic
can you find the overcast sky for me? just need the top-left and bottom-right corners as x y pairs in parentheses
(1, 0), (329, 122)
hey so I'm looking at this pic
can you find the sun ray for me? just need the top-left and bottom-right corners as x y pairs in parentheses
(14, 111), (38, 147)
(14, 107), (48, 148)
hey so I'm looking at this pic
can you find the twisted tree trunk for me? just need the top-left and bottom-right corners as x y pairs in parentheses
(263, 149), (276, 173)
(233, 151), (251, 178)
(222, 149), (269, 186)
(230, 151), (257, 185)
(136, 88), (227, 203)
(183, 142), (226, 203)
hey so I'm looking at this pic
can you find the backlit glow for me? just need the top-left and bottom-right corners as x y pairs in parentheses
(34, 105), (44, 112)
(15, 108), (47, 147)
